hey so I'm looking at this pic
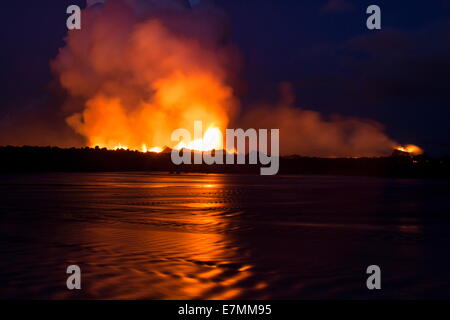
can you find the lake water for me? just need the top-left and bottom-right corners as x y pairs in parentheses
(1, 172), (450, 299)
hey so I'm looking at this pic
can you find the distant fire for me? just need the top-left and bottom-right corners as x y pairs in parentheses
(47, 0), (419, 158)
(174, 126), (223, 152)
(148, 146), (163, 153)
(395, 144), (424, 156)
(113, 144), (128, 151)
(108, 126), (223, 154)
(56, 1), (236, 156)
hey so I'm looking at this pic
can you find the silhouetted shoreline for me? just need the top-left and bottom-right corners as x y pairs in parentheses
(1, 146), (449, 178)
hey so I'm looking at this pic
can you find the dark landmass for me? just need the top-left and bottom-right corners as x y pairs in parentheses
(1, 146), (449, 178)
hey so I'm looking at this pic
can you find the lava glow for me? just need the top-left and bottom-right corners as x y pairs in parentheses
(149, 147), (163, 153)
(50, 0), (411, 158)
(105, 127), (223, 153)
(59, 9), (236, 156)
(395, 144), (424, 155)
(142, 144), (163, 153)
(174, 127), (223, 152)
(113, 144), (129, 150)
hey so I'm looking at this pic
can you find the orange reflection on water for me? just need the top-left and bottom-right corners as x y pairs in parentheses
(76, 174), (255, 299)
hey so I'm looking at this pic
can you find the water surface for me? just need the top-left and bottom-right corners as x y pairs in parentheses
(1, 172), (450, 299)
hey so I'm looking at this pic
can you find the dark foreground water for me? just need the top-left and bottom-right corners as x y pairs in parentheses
(1, 172), (450, 299)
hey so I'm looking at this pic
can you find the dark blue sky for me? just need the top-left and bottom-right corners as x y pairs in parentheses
(1, 0), (450, 154)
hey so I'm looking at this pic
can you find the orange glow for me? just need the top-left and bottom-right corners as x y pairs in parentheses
(68, 72), (233, 153)
(105, 126), (224, 154)
(51, 1), (407, 158)
(113, 144), (128, 150)
(60, 18), (236, 154)
(149, 146), (163, 153)
(174, 126), (223, 152)
(395, 144), (424, 155)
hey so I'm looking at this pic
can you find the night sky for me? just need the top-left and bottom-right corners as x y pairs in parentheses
(1, 0), (450, 155)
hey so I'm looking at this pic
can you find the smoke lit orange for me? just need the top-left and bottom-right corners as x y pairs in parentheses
(51, 0), (414, 158)
(55, 5), (236, 154)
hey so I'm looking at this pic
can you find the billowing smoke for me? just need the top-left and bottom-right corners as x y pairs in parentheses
(52, 0), (239, 151)
(239, 83), (396, 157)
(2, 0), (397, 157)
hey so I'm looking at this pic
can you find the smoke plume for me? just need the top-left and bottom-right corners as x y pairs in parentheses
(2, 0), (397, 157)
(52, 0), (239, 150)
(239, 83), (395, 157)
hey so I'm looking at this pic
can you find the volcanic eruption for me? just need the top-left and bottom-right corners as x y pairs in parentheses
(0, 0), (422, 158)
(53, 0), (238, 154)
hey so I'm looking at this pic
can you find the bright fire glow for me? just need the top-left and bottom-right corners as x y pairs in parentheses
(60, 10), (236, 155)
(113, 144), (129, 150)
(395, 144), (424, 155)
(174, 126), (223, 152)
(141, 144), (163, 153)
(99, 127), (223, 153)
(149, 147), (163, 153)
